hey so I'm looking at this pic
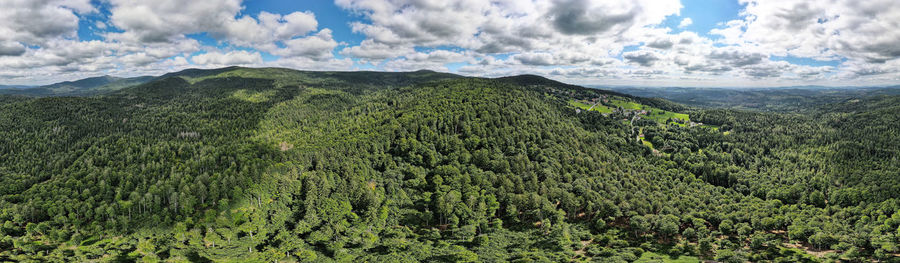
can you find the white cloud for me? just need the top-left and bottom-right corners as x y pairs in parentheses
(0, 41), (27, 56)
(264, 57), (355, 71)
(222, 11), (319, 51)
(714, 0), (900, 66)
(106, 0), (330, 61)
(336, 0), (680, 56)
(624, 51), (661, 67)
(272, 29), (338, 60)
(108, 0), (243, 43)
(0, 0), (93, 45)
(513, 52), (556, 66)
(3, 0), (900, 87)
(340, 40), (415, 60)
(191, 50), (263, 66)
(678, 18), (692, 28)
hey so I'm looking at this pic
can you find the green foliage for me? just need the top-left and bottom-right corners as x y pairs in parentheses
(1, 67), (898, 262)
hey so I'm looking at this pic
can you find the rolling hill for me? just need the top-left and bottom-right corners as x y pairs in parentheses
(0, 75), (154, 97)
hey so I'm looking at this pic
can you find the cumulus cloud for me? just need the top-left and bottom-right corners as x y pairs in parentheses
(405, 50), (469, 63)
(337, 0), (680, 54)
(221, 11), (319, 51)
(105, 0), (332, 63)
(0, 41), (27, 56)
(272, 29), (338, 60)
(714, 0), (900, 67)
(548, 0), (639, 35)
(3, 0), (900, 87)
(191, 50), (263, 66)
(514, 53), (556, 66)
(678, 18), (693, 28)
(741, 61), (791, 78)
(341, 40), (414, 60)
(0, 0), (343, 85)
(708, 48), (766, 67)
(264, 56), (355, 71)
(0, 0), (93, 45)
(646, 39), (674, 49)
(550, 67), (621, 78)
(108, 0), (243, 43)
(624, 51), (660, 67)
(336, 0), (491, 47)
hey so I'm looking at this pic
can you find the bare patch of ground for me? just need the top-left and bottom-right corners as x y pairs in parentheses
(279, 141), (294, 151)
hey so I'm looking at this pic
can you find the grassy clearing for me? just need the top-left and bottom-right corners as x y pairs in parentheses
(569, 100), (592, 109)
(643, 108), (690, 123)
(574, 98), (718, 131)
(639, 128), (654, 149)
(641, 138), (654, 148)
(569, 100), (613, 113)
(594, 104), (613, 113)
(609, 99), (644, 110)
(701, 124), (721, 132)
(607, 98), (691, 125)
(635, 251), (701, 263)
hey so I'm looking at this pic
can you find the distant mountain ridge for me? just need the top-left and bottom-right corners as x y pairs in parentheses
(0, 75), (154, 96)
(607, 85), (900, 112)
(0, 85), (34, 90)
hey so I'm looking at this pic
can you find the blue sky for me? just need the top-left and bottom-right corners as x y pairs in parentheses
(1, 0), (899, 86)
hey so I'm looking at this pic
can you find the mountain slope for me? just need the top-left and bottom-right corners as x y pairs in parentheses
(0, 85), (33, 90)
(0, 75), (154, 97)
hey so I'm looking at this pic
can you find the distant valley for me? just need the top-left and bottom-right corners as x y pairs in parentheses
(606, 86), (900, 112)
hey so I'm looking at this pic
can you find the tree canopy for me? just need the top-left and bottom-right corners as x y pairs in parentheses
(0, 67), (897, 262)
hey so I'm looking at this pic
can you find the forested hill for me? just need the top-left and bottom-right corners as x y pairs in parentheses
(1, 67), (898, 262)
(501, 75), (686, 113)
(0, 75), (155, 97)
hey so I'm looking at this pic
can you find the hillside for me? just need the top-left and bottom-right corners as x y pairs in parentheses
(0, 85), (33, 90)
(0, 75), (154, 97)
(0, 67), (898, 262)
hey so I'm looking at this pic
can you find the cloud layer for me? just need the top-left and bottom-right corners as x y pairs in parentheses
(1, 0), (899, 87)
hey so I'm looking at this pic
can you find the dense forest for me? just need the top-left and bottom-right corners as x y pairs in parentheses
(0, 67), (898, 262)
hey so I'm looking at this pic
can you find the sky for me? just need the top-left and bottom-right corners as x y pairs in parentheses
(1, 0), (900, 87)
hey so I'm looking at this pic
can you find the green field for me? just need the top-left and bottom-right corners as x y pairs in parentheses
(639, 128), (654, 149)
(595, 104), (613, 113)
(609, 98), (645, 110)
(641, 137), (654, 148)
(701, 124), (721, 131)
(606, 98), (691, 125)
(570, 100), (613, 113)
(643, 108), (690, 123)
(569, 100), (592, 109)
(572, 98), (695, 127)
